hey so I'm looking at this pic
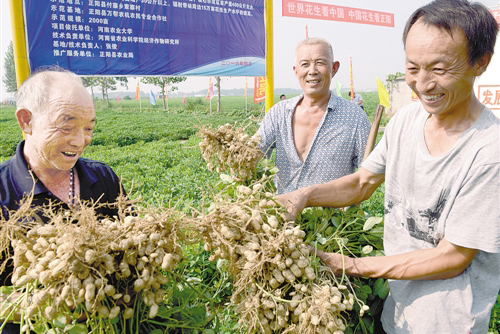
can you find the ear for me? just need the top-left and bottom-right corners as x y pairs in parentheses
(16, 109), (33, 135)
(331, 61), (340, 77)
(474, 52), (492, 76)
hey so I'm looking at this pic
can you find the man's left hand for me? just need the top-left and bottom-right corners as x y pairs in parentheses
(276, 188), (308, 221)
(315, 249), (346, 276)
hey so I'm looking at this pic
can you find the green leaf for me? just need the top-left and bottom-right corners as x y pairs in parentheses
(324, 226), (335, 236)
(53, 314), (69, 328)
(330, 216), (340, 228)
(345, 205), (361, 216)
(317, 236), (327, 245)
(355, 284), (372, 300)
(65, 324), (89, 334)
(217, 258), (228, 270)
(363, 217), (383, 231)
(374, 278), (390, 299)
(362, 245), (373, 254)
(219, 173), (233, 183)
(150, 330), (164, 334)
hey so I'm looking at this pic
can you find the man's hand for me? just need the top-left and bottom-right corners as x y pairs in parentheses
(315, 249), (347, 276)
(276, 188), (308, 220)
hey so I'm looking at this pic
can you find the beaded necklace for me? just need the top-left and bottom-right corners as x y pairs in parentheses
(69, 167), (75, 207)
(28, 166), (75, 206)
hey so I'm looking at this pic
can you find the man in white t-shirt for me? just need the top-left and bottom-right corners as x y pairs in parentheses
(277, 1), (500, 333)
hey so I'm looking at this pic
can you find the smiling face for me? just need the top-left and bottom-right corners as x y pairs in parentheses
(23, 81), (95, 173)
(405, 20), (487, 119)
(294, 43), (339, 100)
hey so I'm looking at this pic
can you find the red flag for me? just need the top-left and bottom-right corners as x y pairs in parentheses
(135, 81), (140, 100)
(182, 93), (186, 104)
(206, 77), (214, 100)
(254, 77), (266, 103)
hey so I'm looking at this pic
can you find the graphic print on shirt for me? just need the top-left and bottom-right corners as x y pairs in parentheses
(385, 179), (450, 246)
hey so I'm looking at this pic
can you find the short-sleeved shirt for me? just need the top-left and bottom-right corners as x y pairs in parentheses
(258, 91), (370, 194)
(0, 141), (124, 286)
(363, 103), (500, 334)
(352, 94), (363, 106)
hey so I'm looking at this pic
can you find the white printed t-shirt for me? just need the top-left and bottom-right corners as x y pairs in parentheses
(363, 102), (500, 334)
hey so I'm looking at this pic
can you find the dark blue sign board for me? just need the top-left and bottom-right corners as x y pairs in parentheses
(23, 0), (266, 76)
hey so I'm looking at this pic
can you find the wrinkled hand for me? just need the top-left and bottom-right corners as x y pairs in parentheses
(315, 249), (346, 276)
(275, 189), (307, 221)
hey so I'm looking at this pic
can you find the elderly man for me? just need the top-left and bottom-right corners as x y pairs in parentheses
(278, 1), (499, 333)
(0, 68), (123, 333)
(257, 38), (370, 194)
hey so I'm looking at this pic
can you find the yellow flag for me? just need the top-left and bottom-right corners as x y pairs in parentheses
(376, 77), (390, 108)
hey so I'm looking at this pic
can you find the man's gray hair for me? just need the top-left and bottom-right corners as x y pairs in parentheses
(295, 37), (334, 63)
(16, 67), (85, 117)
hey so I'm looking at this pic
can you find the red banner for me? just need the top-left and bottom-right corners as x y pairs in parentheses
(491, 9), (500, 24)
(206, 77), (214, 101)
(478, 85), (500, 110)
(135, 82), (140, 100)
(282, 0), (394, 27)
(254, 77), (266, 103)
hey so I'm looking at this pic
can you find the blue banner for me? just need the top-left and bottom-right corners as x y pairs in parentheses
(23, 0), (265, 76)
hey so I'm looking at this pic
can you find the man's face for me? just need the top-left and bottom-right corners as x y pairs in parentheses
(405, 20), (483, 117)
(294, 44), (339, 99)
(27, 83), (95, 172)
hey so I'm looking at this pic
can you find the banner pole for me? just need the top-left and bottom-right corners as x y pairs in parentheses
(265, 0), (274, 113)
(363, 105), (384, 161)
(9, 0), (31, 89)
(9, 0), (31, 138)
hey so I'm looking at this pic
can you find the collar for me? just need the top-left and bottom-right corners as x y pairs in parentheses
(11, 141), (47, 197)
(11, 141), (98, 200)
(284, 90), (340, 113)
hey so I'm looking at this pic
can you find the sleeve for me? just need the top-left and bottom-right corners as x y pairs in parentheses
(353, 111), (371, 168)
(257, 107), (278, 159)
(445, 162), (500, 253)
